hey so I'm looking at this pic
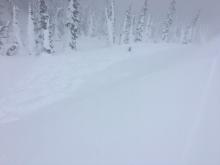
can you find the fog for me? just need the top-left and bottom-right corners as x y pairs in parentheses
(88, 0), (219, 34)
(1, 0), (219, 37)
(0, 0), (220, 164)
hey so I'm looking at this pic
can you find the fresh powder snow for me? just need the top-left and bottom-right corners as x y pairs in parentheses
(0, 38), (220, 165)
(0, 0), (220, 164)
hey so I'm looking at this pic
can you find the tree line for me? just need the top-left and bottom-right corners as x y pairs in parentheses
(0, 0), (202, 56)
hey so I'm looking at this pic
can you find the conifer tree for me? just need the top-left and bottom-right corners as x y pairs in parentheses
(161, 0), (176, 42)
(43, 17), (51, 53)
(27, 3), (35, 55)
(135, 0), (148, 42)
(48, 17), (55, 53)
(0, 7), (9, 54)
(0, 24), (9, 54)
(0, 25), (3, 52)
(32, 1), (41, 55)
(38, 0), (50, 53)
(7, 5), (22, 56)
(66, 0), (80, 50)
(135, 14), (144, 42)
(105, 0), (115, 45)
(183, 11), (200, 44)
(122, 5), (132, 44)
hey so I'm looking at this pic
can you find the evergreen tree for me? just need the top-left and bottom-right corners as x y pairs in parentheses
(43, 16), (51, 53)
(0, 23), (9, 54)
(39, 0), (48, 32)
(0, 6), (9, 54)
(135, 0), (148, 42)
(161, 0), (176, 42)
(12, 5), (22, 46)
(38, 0), (50, 53)
(122, 5), (132, 44)
(183, 11), (201, 44)
(0, 25), (3, 52)
(105, 0), (115, 45)
(27, 3), (35, 55)
(66, 0), (80, 50)
(135, 14), (144, 42)
(48, 17), (55, 54)
(7, 5), (22, 56)
(32, 1), (41, 55)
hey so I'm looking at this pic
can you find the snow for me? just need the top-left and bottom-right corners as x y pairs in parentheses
(0, 39), (220, 165)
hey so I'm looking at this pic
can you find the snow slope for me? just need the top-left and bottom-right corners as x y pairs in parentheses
(0, 40), (220, 165)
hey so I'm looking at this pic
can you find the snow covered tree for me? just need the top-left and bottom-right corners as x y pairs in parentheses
(0, 5), (9, 54)
(161, 0), (176, 42)
(0, 25), (4, 52)
(12, 5), (22, 46)
(39, 0), (48, 33)
(105, 0), (115, 45)
(122, 5), (132, 44)
(38, 0), (50, 53)
(31, 1), (40, 55)
(0, 23), (9, 54)
(43, 17), (51, 53)
(66, 0), (80, 50)
(48, 17), (55, 54)
(6, 5), (22, 56)
(182, 11), (201, 44)
(27, 3), (35, 55)
(135, 14), (144, 42)
(0, 1), (10, 54)
(135, 0), (148, 42)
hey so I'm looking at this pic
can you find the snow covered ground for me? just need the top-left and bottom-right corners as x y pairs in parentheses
(0, 39), (220, 165)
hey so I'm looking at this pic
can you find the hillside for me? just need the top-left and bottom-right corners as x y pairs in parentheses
(0, 40), (220, 165)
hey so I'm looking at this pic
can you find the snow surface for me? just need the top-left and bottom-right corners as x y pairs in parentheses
(0, 39), (220, 165)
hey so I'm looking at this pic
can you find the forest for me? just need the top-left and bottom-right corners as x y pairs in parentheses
(0, 0), (203, 56)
